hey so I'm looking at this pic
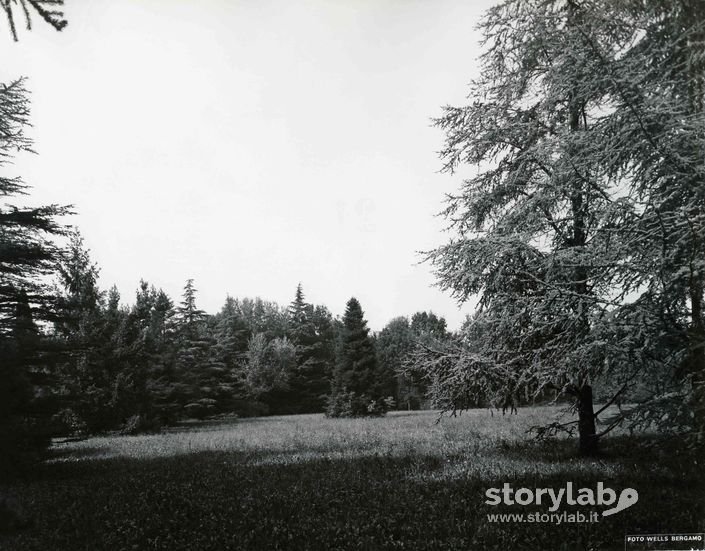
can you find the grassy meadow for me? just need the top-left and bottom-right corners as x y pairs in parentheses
(1, 408), (702, 550)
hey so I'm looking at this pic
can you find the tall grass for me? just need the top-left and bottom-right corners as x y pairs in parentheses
(2, 408), (701, 551)
(52, 409), (552, 462)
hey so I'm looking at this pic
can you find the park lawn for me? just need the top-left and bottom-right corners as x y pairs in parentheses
(1, 408), (702, 551)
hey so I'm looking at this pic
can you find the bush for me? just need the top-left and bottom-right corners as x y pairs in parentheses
(325, 390), (355, 417)
(326, 391), (388, 418)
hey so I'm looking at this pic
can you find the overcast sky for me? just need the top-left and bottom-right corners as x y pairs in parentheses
(2, 0), (493, 331)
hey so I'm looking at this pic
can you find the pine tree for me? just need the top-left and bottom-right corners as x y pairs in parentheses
(143, 287), (180, 425)
(172, 279), (228, 419)
(285, 284), (330, 413)
(176, 279), (206, 337)
(113, 281), (174, 432)
(54, 231), (101, 333)
(212, 296), (251, 398)
(54, 232), (116, 432)
(327, 297), (382, 417)
(0, 78), (68, 451)
(425, 0), (705, 452)
(427, 0), (609, 452)
(287, 283), (307, 326)
(0, 79), (71, 335)
(215, 296), (251, 362)
(306, 304), (336, 410)
(0, 4), (70, 476)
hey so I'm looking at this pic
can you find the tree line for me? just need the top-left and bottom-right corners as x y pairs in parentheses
(2, 204), (455, 476)
(0, 76), (455, 476)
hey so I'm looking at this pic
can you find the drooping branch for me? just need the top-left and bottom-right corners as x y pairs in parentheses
(1, 0), (67, 41)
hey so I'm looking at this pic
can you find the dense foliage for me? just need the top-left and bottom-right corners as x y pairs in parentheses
(425, 0), (705, 454)
(3, 169), (453, 454)
(36, 240), (452, 433)
(0, 79), (70, 477)
(327, 298), (390, 416)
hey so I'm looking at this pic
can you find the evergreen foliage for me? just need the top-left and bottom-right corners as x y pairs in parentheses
(286, 284), (334, 413)
(327, 297), (384, 417)
(424, 0), (705, 453)
(0, 79), (71, 334)
(0, 79), (68, 476)
(53, 232), (116, 432)
(1, 0), (67, 41)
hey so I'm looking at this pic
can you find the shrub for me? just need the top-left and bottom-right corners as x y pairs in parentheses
(326, 391), (388, 418)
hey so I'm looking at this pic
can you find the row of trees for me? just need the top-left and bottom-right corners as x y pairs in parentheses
(0, 69), (450, 462)
(5, 224), (455, 452)
(0, 70), (453, 469)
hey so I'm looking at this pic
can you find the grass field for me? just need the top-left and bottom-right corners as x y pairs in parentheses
(1, 408), (702, 550)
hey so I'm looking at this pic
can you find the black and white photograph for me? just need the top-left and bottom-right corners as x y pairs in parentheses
(1, 1), (703, 549)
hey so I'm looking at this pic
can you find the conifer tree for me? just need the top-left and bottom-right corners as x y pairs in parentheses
(0, 79), (70, 334)
(425, 0), (705, 453)
(285, 284), (330, 412)
(176, 279), (206, 337)
(327, 297), (382, 417)
(53, 232), (116, 432)
(172, 279), (228, 419)
(0, 8), (75, 450)
(212, 296), (251, 389)
(287, 284), (307, 326)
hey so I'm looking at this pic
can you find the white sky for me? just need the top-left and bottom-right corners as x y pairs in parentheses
(1, 0), (492, 331)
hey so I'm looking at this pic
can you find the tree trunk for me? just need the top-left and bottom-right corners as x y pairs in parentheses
(577, 384), (598, 456)
(565, 1), (596, 457)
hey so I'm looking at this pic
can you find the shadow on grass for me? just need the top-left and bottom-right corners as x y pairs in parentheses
(2, 434), (703, 551)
